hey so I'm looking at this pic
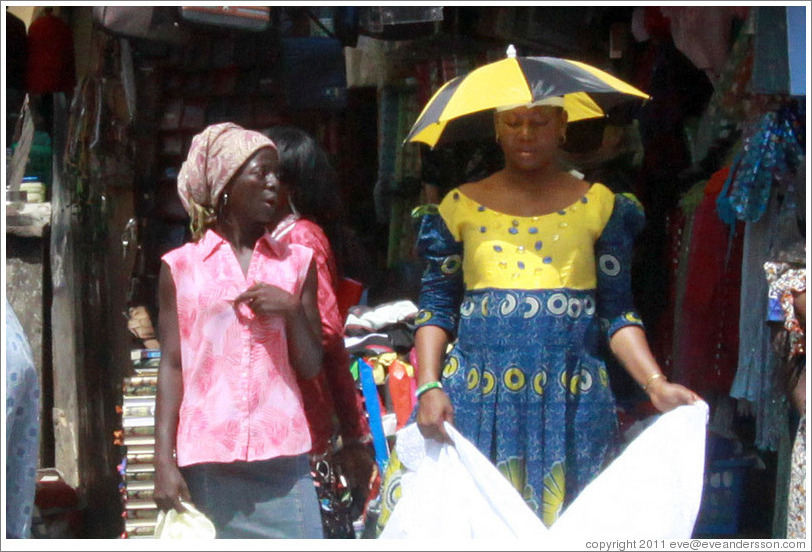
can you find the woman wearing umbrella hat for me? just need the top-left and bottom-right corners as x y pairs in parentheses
(398, 49), (700, 528)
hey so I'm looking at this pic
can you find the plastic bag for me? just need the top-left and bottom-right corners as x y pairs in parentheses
(379, 401), (708, 541)
(154, 501), (216, 539)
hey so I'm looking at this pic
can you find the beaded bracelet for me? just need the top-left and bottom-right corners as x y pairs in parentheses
(642, 373), (665, 392)
(415, 381), (443, 399)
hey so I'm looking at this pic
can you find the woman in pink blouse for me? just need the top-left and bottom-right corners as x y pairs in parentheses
(154, 123), (325, 538)
(265, 126), (376, 537)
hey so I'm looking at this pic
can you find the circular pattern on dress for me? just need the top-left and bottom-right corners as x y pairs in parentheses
(480, 226), (487, 233)
(567, 297), (582, 318)
(624, 312), (643, 324)
(599, 254), (621, 276)
(415, 310), (433, 324)
(583, 296), (596, 315)
(578, 370), (594, 392)
(503, 367), (526, 391)
(547, 293), (568, 315)
(598, 366), (609, 388)
(568, 374), (581, 395)
(481, 370), (496, 395)
(443, 356), (460, 378)
(500, 293), (518, 316)
(467, 367), (480, 390)
(494, 245), (503, 252)
(460, 299), (475, 317)
(508, 227), (519, 235)
(523, 296), (541, 318)
(532, 372), (547, 396)
(481, 295), (491, 316)
(440, 254), (462, 275)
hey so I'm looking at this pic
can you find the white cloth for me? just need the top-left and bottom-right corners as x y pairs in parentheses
(380, 401), (709, 541)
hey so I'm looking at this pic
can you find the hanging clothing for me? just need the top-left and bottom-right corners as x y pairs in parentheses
(410, 183), (646, 526)
(671, 168), (744, 396)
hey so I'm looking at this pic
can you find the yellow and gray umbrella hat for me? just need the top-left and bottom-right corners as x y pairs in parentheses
(406, 45), (651, 148)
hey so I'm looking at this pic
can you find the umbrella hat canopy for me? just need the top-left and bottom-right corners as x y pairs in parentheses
(406, 55), (650, 148)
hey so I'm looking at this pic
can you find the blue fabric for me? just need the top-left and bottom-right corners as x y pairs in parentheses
(412, 193), (646, 526)
(180, 454), (323, 539)
(5, 300), (40, 539)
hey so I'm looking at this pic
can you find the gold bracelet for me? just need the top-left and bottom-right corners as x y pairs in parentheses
(642, 372), (665, 392)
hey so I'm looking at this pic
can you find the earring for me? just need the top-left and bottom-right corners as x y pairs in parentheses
(559, 135), (566, 146)
(222, 192), (229, 207)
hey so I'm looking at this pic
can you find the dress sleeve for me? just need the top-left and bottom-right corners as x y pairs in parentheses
(595, 192), (647, 340)
(414, 205), (465, 337)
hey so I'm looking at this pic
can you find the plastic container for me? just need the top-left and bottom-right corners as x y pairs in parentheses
(693, 458), (753, 536)
(13, 131), (52, 190)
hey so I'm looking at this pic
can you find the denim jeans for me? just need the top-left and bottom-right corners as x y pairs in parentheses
(180, 454), (323, 539)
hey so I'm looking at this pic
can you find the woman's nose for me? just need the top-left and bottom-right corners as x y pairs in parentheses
(265, 173), (280, 189)
(518, 122), (536, 138)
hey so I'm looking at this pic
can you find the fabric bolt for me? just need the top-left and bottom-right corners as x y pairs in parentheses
(162, 229), (314, 466)
(272, 217), (371, 453)
(180, 454), (323, 538)
(176, 123), (276, 237)
(5, 300), (41, 539)
(786, 416), (807, 539)
(409, 183), (646, 526)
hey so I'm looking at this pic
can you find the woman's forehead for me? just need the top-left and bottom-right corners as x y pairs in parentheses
(497, 106), (563, 120)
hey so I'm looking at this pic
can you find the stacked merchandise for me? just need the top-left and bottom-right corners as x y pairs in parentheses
(117, 349), (160, 538)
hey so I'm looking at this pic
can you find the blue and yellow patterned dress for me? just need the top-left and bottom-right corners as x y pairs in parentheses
(413, 182), (646, 527)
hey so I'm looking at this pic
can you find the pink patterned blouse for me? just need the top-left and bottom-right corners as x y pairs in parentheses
(162, 229), (314, 467)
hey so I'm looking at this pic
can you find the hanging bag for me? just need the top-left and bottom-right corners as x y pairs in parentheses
(179, 6), (271, 32)
(92, 7), (189, 44)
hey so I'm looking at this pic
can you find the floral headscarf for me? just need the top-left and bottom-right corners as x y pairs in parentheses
(177, 122), (276, 240)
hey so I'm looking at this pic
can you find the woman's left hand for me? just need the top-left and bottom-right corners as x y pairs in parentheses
(334, 441), (377, 509)
(646, 379), (702, 413)
(233, 282), (296, 319)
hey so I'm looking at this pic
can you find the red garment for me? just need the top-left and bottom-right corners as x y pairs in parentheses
(25, 13), (76, 94)
(277, 218), (371, 454)
(672, 168), (744, 396)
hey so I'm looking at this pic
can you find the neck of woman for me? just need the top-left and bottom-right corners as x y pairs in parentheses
(501, 162), (566, 190)
(214, 219), (266, 252)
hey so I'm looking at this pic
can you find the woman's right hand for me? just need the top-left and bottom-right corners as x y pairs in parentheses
(416, 388), (455, 444)
(153, 461), (191, 513)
